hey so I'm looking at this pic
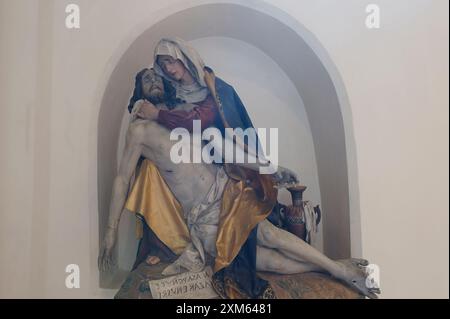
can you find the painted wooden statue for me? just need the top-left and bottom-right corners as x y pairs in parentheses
(98, 37), (379, 299)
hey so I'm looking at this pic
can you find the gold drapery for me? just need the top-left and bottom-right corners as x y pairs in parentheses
(125, 160), (190, 255)
(125, 159), (277, 272)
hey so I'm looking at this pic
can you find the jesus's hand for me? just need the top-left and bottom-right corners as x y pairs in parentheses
(137, 100), (160, 120)
(98, 226), (117, 272)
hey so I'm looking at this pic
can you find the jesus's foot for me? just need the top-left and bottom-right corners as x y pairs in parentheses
(333, 258), (381, 299)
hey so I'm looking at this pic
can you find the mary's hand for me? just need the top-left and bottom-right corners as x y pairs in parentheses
(98, 226), (117, 272)
(273, 166), (300, 189)
(136, 100), (160, 121)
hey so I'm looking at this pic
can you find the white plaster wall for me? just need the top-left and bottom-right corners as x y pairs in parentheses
(0, 0), (39, 298)
(0, 0), (448, 298)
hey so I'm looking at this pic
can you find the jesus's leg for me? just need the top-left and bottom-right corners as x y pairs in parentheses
(256, 220), (379, 298)
(256, 246), (322, 274)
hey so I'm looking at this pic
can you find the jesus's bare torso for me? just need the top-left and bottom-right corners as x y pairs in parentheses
(130, 107), (219, 215)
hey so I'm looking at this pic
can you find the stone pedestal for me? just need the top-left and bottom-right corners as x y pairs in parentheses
(114, 262), (363, 299)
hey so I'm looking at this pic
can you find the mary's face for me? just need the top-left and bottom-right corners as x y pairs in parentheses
(157, 55), (187, 82)
(141, 69), (164, 100)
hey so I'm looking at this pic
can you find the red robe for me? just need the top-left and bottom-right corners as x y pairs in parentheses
(157, 94), (221, 132)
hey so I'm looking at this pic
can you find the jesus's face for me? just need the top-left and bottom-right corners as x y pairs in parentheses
(141, 69), (164, 100)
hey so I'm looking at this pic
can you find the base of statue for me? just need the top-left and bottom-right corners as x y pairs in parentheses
(114, 262), (363, 299)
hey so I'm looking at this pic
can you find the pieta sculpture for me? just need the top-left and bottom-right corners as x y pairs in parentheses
(98, 37), (380, 299)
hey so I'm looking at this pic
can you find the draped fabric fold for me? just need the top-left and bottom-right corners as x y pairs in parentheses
(214, 165), (277, 272)
(125, 160), (190, 256)
(125, 159), (277, 274)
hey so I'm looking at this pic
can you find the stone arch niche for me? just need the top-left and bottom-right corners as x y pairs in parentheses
(96, 2), (362, 288)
